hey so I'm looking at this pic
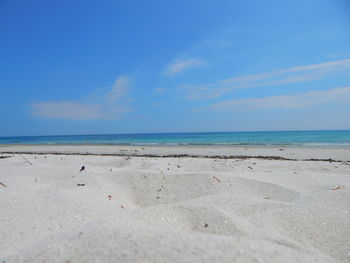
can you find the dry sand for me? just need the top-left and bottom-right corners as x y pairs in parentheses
(0, 145), (349, 262)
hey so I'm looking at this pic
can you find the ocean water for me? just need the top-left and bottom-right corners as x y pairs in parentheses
(0, 130), (350, 147)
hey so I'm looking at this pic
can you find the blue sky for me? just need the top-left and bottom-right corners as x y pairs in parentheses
(1, 0), (350, 136)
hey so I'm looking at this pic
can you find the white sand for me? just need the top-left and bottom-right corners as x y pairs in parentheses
(0, 146), (349, 262)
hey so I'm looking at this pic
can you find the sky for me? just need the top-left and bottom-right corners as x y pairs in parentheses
(1, 0), (350, 136)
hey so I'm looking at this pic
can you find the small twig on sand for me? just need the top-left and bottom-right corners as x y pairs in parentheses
(248, 166), (253, 170)
(213, 176), (221, 183)
(331, 185), (342, 191)
(77, 183), (85, 186)
(20, 155), (33, 165)
(0, 182), (6, 187)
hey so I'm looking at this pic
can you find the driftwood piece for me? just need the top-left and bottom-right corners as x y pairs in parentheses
(212, 176), (221, 183)
(21, 155), (33, 165)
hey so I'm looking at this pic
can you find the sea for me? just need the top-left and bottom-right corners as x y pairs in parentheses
(0, 130), (350, 147)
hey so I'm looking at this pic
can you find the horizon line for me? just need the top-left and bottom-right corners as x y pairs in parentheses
(1, 129), (350, 139)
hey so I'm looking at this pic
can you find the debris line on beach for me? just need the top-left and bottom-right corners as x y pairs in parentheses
(1, 151), (347, 163)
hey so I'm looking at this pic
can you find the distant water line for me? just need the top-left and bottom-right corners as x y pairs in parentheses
(0, 130), (350, 147)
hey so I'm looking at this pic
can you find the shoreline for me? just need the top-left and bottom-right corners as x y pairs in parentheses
(1, 142), (350, 147)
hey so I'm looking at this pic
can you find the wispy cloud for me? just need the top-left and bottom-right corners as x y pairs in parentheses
(153, 87), (167, 94)
(164, 58), (205, 77)
(181, 58), (350, 99)
(31, 75), (132, 120)
(31, 102), (104, 120)
(106, 75), (129, 103)
(210, 86), (350, 111)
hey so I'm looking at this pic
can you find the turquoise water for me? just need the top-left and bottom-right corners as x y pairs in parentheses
(0, 130), (350, 147)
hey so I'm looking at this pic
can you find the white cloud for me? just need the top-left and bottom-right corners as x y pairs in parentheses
(181, 58), (350, 99)
(164, 58), (205, 77)
(31, 75), (132, 120)
(210, 86), (350, 111)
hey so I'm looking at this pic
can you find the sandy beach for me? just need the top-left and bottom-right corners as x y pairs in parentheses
(1, 145), (349, 262)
